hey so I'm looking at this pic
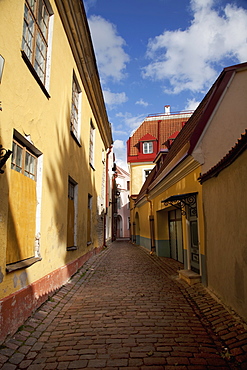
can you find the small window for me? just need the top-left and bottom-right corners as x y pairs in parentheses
(89, 120), (95, 168)
(67, 177), (78, 250)
(11, 140), (37, 180)
(71, 73), (81, 141)
(144, 169), (152, 180)
(68, 179), (75, 200)
(143, 141), (153, 154)
(22, 0), (53, 86)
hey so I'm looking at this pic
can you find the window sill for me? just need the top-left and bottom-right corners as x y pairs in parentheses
(67, 246), (78, 251)
(6, 256), (42, 273)
(70, 130), (82, 147)
(21, 50), (50, 99)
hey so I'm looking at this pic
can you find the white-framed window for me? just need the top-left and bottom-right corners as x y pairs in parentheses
(89, 119), (95, 168)
(22, 0), (54, 88)
(11, 139), (37, 180)
(70, 73), (82, 142)
(7, 131), (43, 267)
(143, 141), (153, 154)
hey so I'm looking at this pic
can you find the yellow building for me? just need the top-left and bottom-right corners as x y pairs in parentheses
(133, 63), (247, 289)
(127, 108), (193, 243)
(0, 0), (113, 342)
(198, 63), (247, 323)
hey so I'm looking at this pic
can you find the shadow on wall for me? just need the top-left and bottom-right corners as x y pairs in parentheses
(0, 127), (35, 342)
(0, 101), (104, 342)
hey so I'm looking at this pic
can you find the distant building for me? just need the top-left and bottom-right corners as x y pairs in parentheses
(127, 106), (193, 243)
(127, 106), (193, 196)
(115, 166), (130, 239)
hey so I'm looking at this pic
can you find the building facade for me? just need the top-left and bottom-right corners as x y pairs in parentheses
(127, 107), (193, 246)
(115, 166), (130, 239)
(127, 107), (193, 196)
(132, 62), (247, 311)
(0, 0), (113, 342)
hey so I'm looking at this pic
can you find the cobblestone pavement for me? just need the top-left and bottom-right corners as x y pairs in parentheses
(0, 241), (247, 370)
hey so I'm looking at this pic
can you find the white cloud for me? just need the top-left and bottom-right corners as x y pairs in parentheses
(135, 99), (149, 107)
(115, 158), (129, 172)
(103, 89), (128, 107)
(113, 129), (129, 136)
(142, 0), (247, 94)
(113, 139), (124, 149)
(113, 140), (128, 171)
(116, 112), (146, 131)
(84, 0), (97, 12)
(88, 15), (130, 82)
(184, 98), (200, 111)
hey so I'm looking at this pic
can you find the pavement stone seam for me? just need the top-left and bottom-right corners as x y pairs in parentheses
(0, 246), (113, 367)
(0, 242), (246, 370)
(135, 244), (247, 370)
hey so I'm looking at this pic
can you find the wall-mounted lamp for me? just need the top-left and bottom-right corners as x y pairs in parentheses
(0, 55), (5, 83)
(0, 145), (12, 174)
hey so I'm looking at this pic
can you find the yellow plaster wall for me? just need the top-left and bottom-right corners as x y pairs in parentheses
(135, 166), (204, 255)
(130, 163), (154, 195)
(136, 202), (150, 239)
(0, 0), (109, 298)
(156, 209), (169, 241)
(203, 150), (247, 322)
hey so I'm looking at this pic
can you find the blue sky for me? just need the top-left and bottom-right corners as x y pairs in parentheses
(84, 0), (247, 170)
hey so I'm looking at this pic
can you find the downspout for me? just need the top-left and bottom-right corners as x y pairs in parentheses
(103, 145), (112, 247)
(145, 193), (156, 253)
(157, 120), (161, 152)
(111, 169), (118, 242)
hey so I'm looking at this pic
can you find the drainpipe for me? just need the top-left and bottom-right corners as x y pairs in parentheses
(145, 193), (156, 253)
(157, 120), (161, 152)
(111, 169), (118, 242)
(103, 145), (113, 247)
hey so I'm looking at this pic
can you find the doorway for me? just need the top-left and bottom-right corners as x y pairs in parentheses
(168, 209), (183, 263)
(116, 215), (122, 238)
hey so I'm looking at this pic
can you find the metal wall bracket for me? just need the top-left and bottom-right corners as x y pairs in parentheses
(162, 192), (198, 217)
(0, 145), (12, 174)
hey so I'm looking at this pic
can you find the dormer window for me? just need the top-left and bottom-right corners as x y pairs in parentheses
(138, 133), (157, 156)
(143, 141), (153, 154)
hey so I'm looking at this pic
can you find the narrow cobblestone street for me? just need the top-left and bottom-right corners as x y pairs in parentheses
(0, 241), (246, 370)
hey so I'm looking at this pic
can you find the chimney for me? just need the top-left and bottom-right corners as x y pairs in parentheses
(164, 105), (170, 115)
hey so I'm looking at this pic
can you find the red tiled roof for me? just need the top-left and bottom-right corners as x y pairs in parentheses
(116, 165), (130, 177)
(166, 131), (180, 140)
(199, 130), (247, 183)
(128, 114), (191, 157)
(139, 133), (157, 142)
